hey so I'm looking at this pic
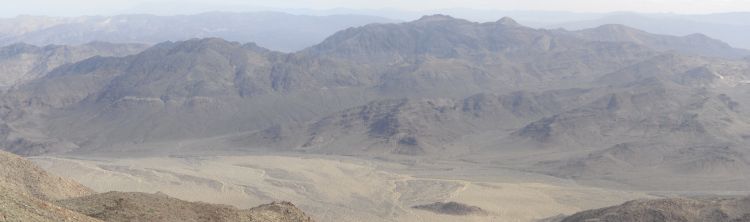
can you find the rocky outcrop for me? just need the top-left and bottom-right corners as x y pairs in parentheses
(561, 196), (750, 222)
(0, 150), (93, 201)
(57, 192), (314, 222)
(412, 202), (488, 216)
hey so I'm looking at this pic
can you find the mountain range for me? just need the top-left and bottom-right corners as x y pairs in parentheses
(4, 11), (750, 54)
(1, 14), (750, 192)
(294, 9), (750, 50)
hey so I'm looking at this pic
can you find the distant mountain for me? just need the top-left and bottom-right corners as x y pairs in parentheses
(272, 9), (750, 50)
(568, 24), (750, 59)
(2, 15), (750, 191)
(560, 196), (750, 222)
(552, 12), (750, 50)
(0, 42), (146, 88)
(302, 15), (659, 93)
(0, 12), (398, 52)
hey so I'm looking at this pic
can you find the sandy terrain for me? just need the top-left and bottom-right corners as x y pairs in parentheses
(30, 154), (651, 222)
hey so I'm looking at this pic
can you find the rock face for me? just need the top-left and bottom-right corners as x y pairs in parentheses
(561, 196), (750, 222)
(57, 192), (314, 222)
(248, 92), (565, 156)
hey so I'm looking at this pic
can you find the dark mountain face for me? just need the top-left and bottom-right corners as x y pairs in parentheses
(243, 90), (591, 156)
(301, 15), (661, 96)
(515, 80), (746, 147)
(2, 15), (750, 190)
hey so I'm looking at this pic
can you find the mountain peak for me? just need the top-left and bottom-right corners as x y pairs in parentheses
(593, 24), (638, 32)
(497, 17), (520, 26)
(1, 42), (39, 54)
(415, 14), (456, 23)
(684, 33), (716, 41)
(148, 38), (245, 55)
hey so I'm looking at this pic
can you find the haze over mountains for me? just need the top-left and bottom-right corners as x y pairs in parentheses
(0, 12), (396, 52)
(294, 9), (750, 49)
(2, 10), (749, 53)
(553, 12), (750, 49)
(0, 14), (748, 191)
(2, 10), (750, 221)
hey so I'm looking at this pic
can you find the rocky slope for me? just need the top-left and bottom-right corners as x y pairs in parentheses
(0, 150), (99, 222)
(0, 186), (101, 222)
(560, 196), (750, 222)
(0, 150), (93, 201)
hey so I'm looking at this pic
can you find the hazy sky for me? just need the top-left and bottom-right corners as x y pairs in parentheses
(1, 0), (750, 17)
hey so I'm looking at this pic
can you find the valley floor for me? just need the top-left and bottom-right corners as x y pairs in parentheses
(31, 154), (652, 222)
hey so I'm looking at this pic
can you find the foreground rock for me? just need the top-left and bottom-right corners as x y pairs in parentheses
(561, 196), (750, 222)
(0, 150), (93, 201)
(0, 186), (101, 222)
(57, 192), (314, 222)
(0, 150), (313, 222)
(0, 150), (100, 221)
